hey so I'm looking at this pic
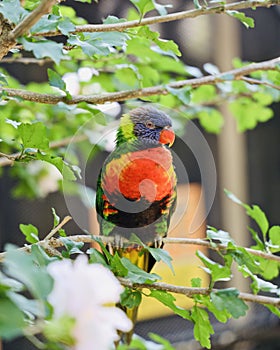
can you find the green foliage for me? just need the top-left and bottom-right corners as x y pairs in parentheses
(0, 0), (279, 348)
(227, 10), (255, 28)
(191, 306), (214, 349)
(148, 290), (190, 320)
(19, 223), (39, 244)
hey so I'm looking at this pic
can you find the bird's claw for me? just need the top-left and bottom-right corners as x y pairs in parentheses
(154, 235), (163, 248)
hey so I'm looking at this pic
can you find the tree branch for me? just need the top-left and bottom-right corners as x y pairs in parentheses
(9, 0), (58, 39)
(0, 232), (279, 307)
(0, 134), (88, 167)
(1, 233), (279, 263)
(0, 0), (58, 60)
(118, 278), (280, 307)
(0, 57), (279, 106)
(35, 0), (280, 36)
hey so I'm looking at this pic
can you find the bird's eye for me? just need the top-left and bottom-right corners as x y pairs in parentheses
(145, 121), (155, 129)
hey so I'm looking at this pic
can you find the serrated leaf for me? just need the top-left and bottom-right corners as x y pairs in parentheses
(0, 0), (27, 24)
(121, 258), (160, 283)
(191, 306), (214, 349)
(19, 38), (64, 65)
(36, 152), (76, 181)
(149, 290), (190, 319)
(227, 242), (262, 275)
(146, 247), (174, 274)
(18, 122), (49, 150)
(196, 250), (231, 282)
(59, 237), (84, 257)
(246, 205), (269, 240)
(227, 10), (254, 28)
(19, 223), (39, 244)
(211, 289), (248, 318)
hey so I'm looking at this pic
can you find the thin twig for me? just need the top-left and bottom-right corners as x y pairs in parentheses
(44, 215), (72, 240)
(162, 237), (280, 263)
(118, 278), (280, 307)
(35, 0), (280, 36)
(0, 57), (279, 106)
(241, 76), (280, 91)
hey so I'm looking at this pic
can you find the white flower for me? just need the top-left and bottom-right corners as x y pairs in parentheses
(47, 255), (132, 350)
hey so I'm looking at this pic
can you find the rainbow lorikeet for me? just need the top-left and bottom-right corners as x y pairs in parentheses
(96, 106), (177, 342)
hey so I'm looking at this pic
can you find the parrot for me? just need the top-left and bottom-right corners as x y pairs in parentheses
(95, 106), (177, 344)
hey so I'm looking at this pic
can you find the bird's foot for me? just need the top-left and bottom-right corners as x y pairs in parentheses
(153, 235), (163, 248)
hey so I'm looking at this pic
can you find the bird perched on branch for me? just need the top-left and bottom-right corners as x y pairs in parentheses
(96, 106), (177, 343)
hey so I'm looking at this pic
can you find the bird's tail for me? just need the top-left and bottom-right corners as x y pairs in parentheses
(110, 246), (153, 345)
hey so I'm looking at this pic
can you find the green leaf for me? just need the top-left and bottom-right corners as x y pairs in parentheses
(196, 250), (232, 283)
(197, 109), (224, 134)
(246, 205), (269, 240)
(110, 253), (129, 277)
(48, 69), (71, 99)
(191, 306), (214, 349)
(51, 208), (60, 228)
(19, 223), (39, 244)
(0, 0), (27, 24)
(0, 297), (25, 339)
(87, 248), (108, 266)
(166, 86), (191, 105)
(121, 258), (160, 283)
(129, 0), (155, 17)
(264, 304), (280, 318)
(148, 290), (190, 320)
(227, 10), (254, 28)
(191, 278), (202, 288)
(211, 288), (248, 318)
(226, 242), (262, 275)
(207, 228), (235, 245)
(19, 38), (64, 65)
(60, 237), (84, 257)
(257, 258), (279, 280)
(269, 226), (280, 252)
(4, 245), (53, 300)
(36, 152), (77, 181)
(18, 122), (49, 150)
(145, 247), (174, 274)
(224, 189), (244, 205)
(120, 288), (142, 308)
(251, 276), (280, 295)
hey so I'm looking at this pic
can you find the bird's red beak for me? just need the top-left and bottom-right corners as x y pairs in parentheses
(159, 128), (175, 147)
